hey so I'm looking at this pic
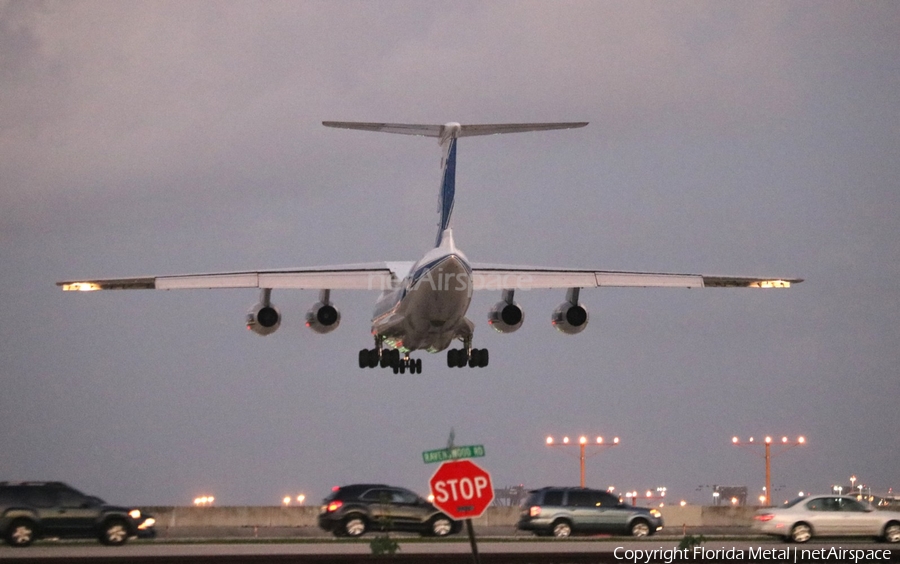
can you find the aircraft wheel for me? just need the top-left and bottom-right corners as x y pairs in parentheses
(468, 349), (479, 368)
(390, 349), (400, 366)
(415, 358), (422, 373)
(479, 349), (489, 367)
(367, 348), (379, 368)
(399, 361), (406, 374)
(457, 350), (468, 368)
(358, 349), (368, 369)
(392, 365), (399, 374)
(447, 349), (457, 367)
(380, 351), (390, 368)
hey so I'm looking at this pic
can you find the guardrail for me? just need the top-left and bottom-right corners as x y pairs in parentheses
(139, 505), (758, 532)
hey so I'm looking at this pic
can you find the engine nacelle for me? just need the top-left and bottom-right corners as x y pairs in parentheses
(551, 301), (589, 335)
(247, 301), (281, 336)
(306, 301), (341, 334)
(488, 300), (524, 334)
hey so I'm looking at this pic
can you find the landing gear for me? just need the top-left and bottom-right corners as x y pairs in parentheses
(359, 340), (420, 373)
(357, 347), (381, 368)
(446, 345), (489, 368)
(393, 355), (422, 374)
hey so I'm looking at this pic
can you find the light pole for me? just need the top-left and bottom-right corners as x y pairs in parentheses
(732, 435), (806, 506)
(546, 435), (620, 488)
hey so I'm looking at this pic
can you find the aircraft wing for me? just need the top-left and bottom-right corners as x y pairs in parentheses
(57, 262), (414, 292)
(470, 264), (802, 290)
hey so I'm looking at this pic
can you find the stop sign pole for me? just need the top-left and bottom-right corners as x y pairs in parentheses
(429, 459), (494, 564)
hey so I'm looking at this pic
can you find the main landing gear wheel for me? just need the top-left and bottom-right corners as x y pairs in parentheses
(447, 348), (488, 368)
(361, 347), (413, 371)
(358, 348), (380, 368)
(362, 347), (418, 373)
(395, 356), (421, 374)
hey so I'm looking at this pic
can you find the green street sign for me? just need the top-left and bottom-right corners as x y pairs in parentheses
(422, 444), (485, 464)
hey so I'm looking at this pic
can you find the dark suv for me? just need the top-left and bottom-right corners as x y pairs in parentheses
(517, 487), (663, 538)
(318, 484), (461, 538)
(0, 482), (156, 547)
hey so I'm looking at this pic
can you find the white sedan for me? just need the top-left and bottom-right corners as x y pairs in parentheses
(754, 495), (900, 543)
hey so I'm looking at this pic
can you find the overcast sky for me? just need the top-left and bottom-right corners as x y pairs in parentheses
(2, 1), (898, 508)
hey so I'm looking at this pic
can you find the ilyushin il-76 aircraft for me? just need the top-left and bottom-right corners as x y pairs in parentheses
(58, 121), (802, 374)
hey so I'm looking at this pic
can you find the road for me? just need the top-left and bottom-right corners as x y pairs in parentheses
(1, 537), (898, 563)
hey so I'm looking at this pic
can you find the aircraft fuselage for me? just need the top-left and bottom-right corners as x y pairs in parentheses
(371, 229), (473, 353)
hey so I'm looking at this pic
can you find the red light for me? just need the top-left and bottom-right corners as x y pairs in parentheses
(755, 514), (774, 521)
(327, 500), (343, 512)
(332, 486), (340, 491)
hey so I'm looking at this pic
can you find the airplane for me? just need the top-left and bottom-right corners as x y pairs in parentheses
(58, 121), (802, 374)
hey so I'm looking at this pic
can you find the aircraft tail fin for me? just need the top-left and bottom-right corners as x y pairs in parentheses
(323, 121), (588, 246)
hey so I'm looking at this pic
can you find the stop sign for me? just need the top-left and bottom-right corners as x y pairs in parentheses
(429, 459), (494, 520)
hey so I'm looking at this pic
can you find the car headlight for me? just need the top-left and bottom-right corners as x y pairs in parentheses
(650, 509), (662, 518)
(129, 509), (142, 520)
(138, 517), (156, 530)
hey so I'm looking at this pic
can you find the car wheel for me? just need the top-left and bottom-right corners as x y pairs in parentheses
(343, 515), (367, 537)
(428, 515), (453, 537)
(790, 523), (812, 543)
(99, 519), (130, 546)
(630, 519), (651, 538)
(552, 520), (572, 538)
(6, 519), (36, 547)
(883, 522), (900, 543)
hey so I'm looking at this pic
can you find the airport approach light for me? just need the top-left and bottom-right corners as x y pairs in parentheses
(546, 434), (620, 488)
(732, 435), (806, 506)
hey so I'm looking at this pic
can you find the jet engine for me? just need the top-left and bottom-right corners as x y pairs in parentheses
(305, 289), (341, 334)
(247, 289), (281, 336)
(488, 289), (524, 333)
(551, 288), (589, 335)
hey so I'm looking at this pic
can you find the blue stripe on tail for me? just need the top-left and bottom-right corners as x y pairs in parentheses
(436, 138), (457, 246)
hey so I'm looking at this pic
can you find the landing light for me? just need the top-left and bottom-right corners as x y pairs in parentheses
(749, 280), (791, 288)
(61, 282), (101, 291)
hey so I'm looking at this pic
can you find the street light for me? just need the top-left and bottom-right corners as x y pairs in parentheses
(732, 435), (806, 506)
(546, 434), (620, 488)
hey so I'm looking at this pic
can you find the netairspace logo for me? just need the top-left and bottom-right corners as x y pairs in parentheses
(613, 546), (892, 563)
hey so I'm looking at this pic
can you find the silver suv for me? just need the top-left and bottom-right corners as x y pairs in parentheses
(517, 487), (663, 538)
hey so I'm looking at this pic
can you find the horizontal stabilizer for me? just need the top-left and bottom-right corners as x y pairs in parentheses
(323, 121), (588, 139)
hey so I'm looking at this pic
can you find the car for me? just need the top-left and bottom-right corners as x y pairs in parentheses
(0, 481), (156, 547)
(317, 484), (461, 538)
(516, 486), (663, 538)
(754, 494), (900, 543)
